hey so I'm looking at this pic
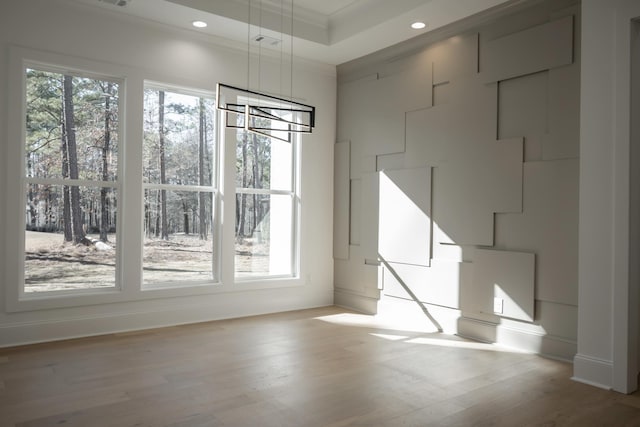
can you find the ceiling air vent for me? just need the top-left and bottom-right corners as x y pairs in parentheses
(98, 0), (129, 6)
(253, 34), (281, 47)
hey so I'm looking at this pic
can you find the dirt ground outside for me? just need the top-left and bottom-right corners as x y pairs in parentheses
(24, 231), (269, 293)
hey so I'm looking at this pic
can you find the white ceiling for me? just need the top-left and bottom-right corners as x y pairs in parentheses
(76, 0), (515, 65)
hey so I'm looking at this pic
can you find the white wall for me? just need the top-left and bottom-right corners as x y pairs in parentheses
(575, 0), (640, 394)
(334, 0), (581, 361)
(0, 0), (336, 346)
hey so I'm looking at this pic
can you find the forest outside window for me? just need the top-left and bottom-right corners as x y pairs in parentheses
(235, 111), (298, 280)
(12, 48), (302, 311)
(23, 67), (120, 294)
(142, 85), (218, 288)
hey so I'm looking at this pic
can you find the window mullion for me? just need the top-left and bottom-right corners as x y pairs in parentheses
(25, 177), (118, 188)
(120, 76), (145, 297)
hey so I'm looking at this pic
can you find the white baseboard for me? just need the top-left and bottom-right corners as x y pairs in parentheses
(334, 292), (577, 362)
(334, 288), (379, 314)
(572, 353), (613, 390)
(457, 316), (577, 362)
(0, 293), (334, 348)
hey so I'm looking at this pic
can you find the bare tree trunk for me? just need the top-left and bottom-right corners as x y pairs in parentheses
(63, 75), (85, 244)
(88, 199), (94, 231)
(27, 187), (37, 229)
(60, 116), (72, 242)
(155, 190), (161, 238)
(182, 200), (189, 234)
(145, 200), (151, 237)
(26, 155), (38, 229)
(159, 91), (169, 240)
(45, 186), (52, 229)
(192, 208), (198, 235)
(100, 82), (112, 242)
(198, 98), (207, 240)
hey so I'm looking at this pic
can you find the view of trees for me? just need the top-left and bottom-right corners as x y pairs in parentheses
(235, 129), (272, 240)
(142, 89), (215, 241)
(141, 89), (217, 285)
(23, 68), (296, 290)
(234, 113), (294, 277)
(25, 68), (119, 243)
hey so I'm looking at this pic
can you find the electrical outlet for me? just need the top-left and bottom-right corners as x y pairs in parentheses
(493, 297), (504, 314)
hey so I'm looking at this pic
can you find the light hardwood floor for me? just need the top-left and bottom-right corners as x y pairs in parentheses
(1, 306), (640, 427)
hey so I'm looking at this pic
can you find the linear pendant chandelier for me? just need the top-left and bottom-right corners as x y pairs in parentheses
(216, 0), (316, 143)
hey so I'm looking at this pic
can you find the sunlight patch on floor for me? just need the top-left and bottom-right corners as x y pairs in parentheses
(315, 311), (529, 354)
(314, 311), (440, 333)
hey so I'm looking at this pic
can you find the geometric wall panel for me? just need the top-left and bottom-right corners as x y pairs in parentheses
(333, 141), (350, 260)
(376, 152), (405, 171)
(338, 59), (432, 178)
(429, 33), (479, 85)
(433, 163), (495, 246)
(360, 172), (379, 262)
(487, 138), (525, 214)
(544, 6), (580, 161)
(494, 159), (579, 305)
(432, 83), (451, 106)
(334, 1), (580, 357)
(349, 179), (361, 246)
(360, 155), (377, 175)
(334, 244), (381, 299)
(361, 168), (431, 266)
(382, 259), (469, 310)
(498, 71), (548, 162)
(471, 248), (535, 322)
(545, 63), (580, 160)
(405, 106), (450, 168)
(482, 15), (573, 83)
(378, 168), (431, 266)
(406, 75), (499, 171)
(405, 69), (523, 248)
(432, 136), (523, 246)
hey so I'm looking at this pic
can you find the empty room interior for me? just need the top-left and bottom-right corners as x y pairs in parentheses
(2, 0), (640, 425)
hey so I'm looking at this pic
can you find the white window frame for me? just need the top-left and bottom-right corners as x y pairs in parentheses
(233, 127), (301, 282)
(4, 48), (230, 313)
(4, 48), (130, 312)
(21, 66), (124, 297)
(4, 47), (305, 313)
(141, 81), (222, 289)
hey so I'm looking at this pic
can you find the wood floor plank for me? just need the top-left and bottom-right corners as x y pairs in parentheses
(2, 306), (640, 427)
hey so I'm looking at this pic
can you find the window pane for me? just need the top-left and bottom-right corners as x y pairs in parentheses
(235, 193), (293, 278)
(143, 189), (215, 286)
(235, 129), (292, 191)
(25, 69), (119, 182)
(24, 184), (117, 293)
(143, 89), (215, 186)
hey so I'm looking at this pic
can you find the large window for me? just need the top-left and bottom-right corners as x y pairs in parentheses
(23, 67), (120, 294)
(234, 115), (298, 279)
(142, 86), (218, 288)
(9, 48), (303, 312)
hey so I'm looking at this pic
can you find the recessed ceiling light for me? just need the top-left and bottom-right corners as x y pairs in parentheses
(411, 21), (426, 30)
(192, 20), (208, 28)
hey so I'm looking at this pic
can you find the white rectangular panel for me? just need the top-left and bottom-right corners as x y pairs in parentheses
(382, 259), (467, 309)
(333, 141), (350, 260)
(360, 172), (379, 262)
(482, 16), (573, 83)
(472, 248), (535, 322)
(378, 168), (431, 266)
(349, 179), (361, 246)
